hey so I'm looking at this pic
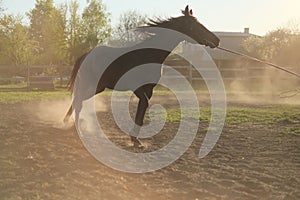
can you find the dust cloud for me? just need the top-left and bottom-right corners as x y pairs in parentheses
(222, 61), (300, 105)
(25, 95), (107, 129)
(22, 62), (300, 129)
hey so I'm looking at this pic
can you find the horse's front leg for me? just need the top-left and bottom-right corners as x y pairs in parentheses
(131, 96), (149, 146)
(131, 87), (154, 146)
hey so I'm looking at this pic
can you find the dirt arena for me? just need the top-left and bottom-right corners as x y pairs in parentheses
(0, 94), (299, 200)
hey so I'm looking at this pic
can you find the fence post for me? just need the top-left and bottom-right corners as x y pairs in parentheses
(27, 65), (30, 91)
(188, 63), (193, 84)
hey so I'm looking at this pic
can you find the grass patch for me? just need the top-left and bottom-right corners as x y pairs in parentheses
(0, 91), (69, 104)
(1, 90), (299, 130)
(285, 127), (300, 135)
(222, 106), (300, 126)
(0, 83), (27, 89)
(146, 105), (300, 127)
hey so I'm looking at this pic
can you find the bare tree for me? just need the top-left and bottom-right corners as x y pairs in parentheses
(112, 10), (148, 46)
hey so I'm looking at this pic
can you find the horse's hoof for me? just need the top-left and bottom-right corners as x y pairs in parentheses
(63, 116), (70, 124)
(131, 137), (143, 148)
(63, 119), (68, 124)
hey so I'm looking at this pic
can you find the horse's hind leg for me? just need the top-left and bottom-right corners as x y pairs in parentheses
(64, 85), (105, 124)
(64, 105), (73, 123)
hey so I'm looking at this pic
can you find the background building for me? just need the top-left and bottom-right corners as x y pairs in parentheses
(183, 28), (256, 67)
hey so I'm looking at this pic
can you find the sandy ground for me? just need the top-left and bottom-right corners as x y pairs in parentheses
(0, 95), (299, 200)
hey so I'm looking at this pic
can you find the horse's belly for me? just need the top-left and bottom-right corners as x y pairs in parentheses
(112, 64), (162, 91)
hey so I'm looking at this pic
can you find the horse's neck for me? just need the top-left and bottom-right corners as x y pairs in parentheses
(149, 34), (182, 49)
(136, 33), (182, 60)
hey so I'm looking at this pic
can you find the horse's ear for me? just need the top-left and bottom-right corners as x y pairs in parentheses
(182, 5), (190, 16)
(190, 9), (193, 15)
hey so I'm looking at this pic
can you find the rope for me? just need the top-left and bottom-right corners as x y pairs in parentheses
(216, 46), (300, 98)
(279, 88), (300, 98)
(217, 46), (300, 78)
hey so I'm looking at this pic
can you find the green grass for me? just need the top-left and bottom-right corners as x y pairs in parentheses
(225, 106), (300, 125)
(0, 91), (69, 104)
(0, 90), (299, 135)
(0, 83), (27, 89)
(288, 128), (300, 135)
(146, 105), (300, 129)
(0, 89), (164, 104)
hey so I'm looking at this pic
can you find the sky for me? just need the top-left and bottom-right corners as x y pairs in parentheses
(2, 0), (300, 36)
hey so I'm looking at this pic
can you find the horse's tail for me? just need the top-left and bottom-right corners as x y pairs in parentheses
(68, 52), (90, 93)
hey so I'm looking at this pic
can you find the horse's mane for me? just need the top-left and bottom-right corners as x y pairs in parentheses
(135, 16), (184, 36)
(137, 14), (196, 35)
(146, 17), (177, 28)
(144, 13), (196, 28)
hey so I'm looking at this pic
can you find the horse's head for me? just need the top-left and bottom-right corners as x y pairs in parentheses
(145, 5), (219, 48)
(171, 6), (220, 48)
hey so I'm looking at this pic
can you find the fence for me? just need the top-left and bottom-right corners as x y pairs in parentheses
(164, 65), (299, 81)
(0, 64), (299, 91)
(0, 65), (72, 91)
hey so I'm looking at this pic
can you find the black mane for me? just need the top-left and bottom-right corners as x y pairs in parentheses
(145, 5), (196, 28)
(146, 17), (178, 28)
(144, 15), (196, 29)
(133, 18), (181, 39)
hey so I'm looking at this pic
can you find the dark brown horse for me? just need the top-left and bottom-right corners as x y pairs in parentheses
(64, 6), (220, 146)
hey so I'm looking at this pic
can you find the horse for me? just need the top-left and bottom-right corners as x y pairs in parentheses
(64, 5), (220, 147)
